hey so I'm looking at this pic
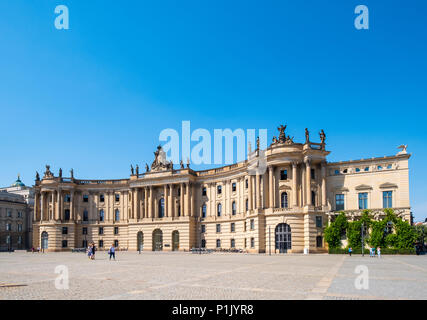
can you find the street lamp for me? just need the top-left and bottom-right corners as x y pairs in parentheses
(361, 221), (365, 257)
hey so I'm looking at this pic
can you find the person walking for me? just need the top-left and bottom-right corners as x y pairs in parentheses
(91, 242), (96, 260)
(108, 244), (116, 260)
(377, 247), (381, 258)
(87, 244), (92, 260)
(348, 247), (352, 256)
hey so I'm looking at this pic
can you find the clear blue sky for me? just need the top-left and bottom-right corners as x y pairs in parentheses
(0, 1), (426, 221)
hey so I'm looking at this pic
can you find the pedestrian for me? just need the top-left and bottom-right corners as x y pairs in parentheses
(372, 247), (376, 257)
(108, 243), (116, 260)
(348, 247), (352, 256)
(91, 242), (96, 260)
(87, 244), (92, 260)
(377, 247), (381, 258)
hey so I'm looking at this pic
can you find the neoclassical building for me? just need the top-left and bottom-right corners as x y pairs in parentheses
(32, 126), (411, 253)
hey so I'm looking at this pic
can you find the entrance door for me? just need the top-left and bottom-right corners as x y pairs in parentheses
(41, 231), (48, 250)
(137, 231), (144, 252)
(275, 223), (291, 253)
(172, 230), (179, 251)
(152, 229), (163, 251)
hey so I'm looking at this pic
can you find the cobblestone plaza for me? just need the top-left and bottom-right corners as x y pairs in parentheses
(0, 252), (426, 300)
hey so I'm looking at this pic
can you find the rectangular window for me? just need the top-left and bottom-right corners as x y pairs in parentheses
(245, 179), (248, 189)
(64, 194), (71, 202)
(250, 219), (255, 230)
(216, 224), (221, 233)
(18, 236), (22, 244)
(100, 194), (105, 202)
(201, 225), (206, 233)
(335, 194), (344, 211)
(114, 227), (119, 235)
(202, 187), (207, 196)
(18, 224), (23, 232)
(280, 170), (288, 180)
(99, 227), (104, 235)
(250, 237), (255, 248)
(83, 195), (89, 202)
(358, 193), (368, 210)
(6, 223), (11, 231)
(316, 216), (323, 228)
(316, 236), (323, 248)
(114, 240), (119, 247)
(115, 194), (120, 202)
(62, 227), (68, 235)
(83, 210), (88, 221)
(82, 240), (88, 248)
(311, 168), (316, 180)
(82, 227), (87, 235)
(232, 182), (236, 192)
(217, 185), (222, 194)
(99, 240), (104, 248)
(230, 223), (235, 233)
(62, 240), (68, 248)
(7, 210), (12, 217)
(216, 239), (221, 248)
(64, 209), (70, 221)
(231, 239), (235, 248)
(383, 191), (392, 208)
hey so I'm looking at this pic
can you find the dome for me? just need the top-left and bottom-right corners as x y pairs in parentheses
(11, 175), (25, 187)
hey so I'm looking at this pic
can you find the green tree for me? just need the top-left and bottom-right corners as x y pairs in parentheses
(324, 212), (348, 249)
(395, 220), (417, 249)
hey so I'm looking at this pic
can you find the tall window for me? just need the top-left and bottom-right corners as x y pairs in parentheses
(280, 170), (288, 180)
(250, 219), (254, 230)
(202, 204), (207, 218)
(99, 209), (104, 222)
(99, 240), (104, 248)
(64, 194), (71, 202)
(232, 182), (236, 192)
(6, 223), (11, 231)
(250, 237), (255, 248)
(64, 209), (70, 221)
(202, 187), (207, 196)
(230, 223), (235, 232)
(316, 216), (323, 228)
(316, 236), (323, 248)
(62, 227), (68, 235)
(281, 192), (288, 208)
(232, 201), (236, 215)
(231, 239), (235, 248)
(82, 227), (87, 235)
(245, 199), (248, 212)
(114, 227), (119, 235)
(217, 203), (222, 217)
(311, 191), (316, 206)
(114, 240), (119, 247)
(115, 209), (120, 221)
(216, 224), (221, 233)
(217, 185), (222, 194)
(83, 210), (88, 221)
(335, 194), (344, 211)
(159, 198), (165, 218)
(99, 227), (104, 235)
(216, 239), (221, 248)
(201, 225), (206, 233)
(245, 179), (248, 189)
(100, 194), (105, 202)
(383, 191), (392, 208)
(311, 168), (316, 180)
(115, 194), (120, 202)
(83, 195), (88, 202)
(358, 193), (368, 210)
(62, 240), (68, 248)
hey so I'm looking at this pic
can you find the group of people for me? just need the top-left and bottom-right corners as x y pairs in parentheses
(86, 243), (116, 261)
(347, 246), (381, 257)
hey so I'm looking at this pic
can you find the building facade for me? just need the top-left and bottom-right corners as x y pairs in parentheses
(0, 176), (34, 251)
(31, 126), (411, 253)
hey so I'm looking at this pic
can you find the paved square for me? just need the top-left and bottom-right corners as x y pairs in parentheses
(0, 252), (426, 300)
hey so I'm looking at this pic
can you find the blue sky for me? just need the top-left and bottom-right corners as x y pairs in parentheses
(0, 1), (426, 221)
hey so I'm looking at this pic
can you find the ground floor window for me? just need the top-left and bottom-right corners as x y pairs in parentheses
(114, 240), (119, 247)
(216, 239), (221, 248)
(316, 236), (323, 248)
(230, 239), (235, 248)
(99, 240), (104, 248)
(201, 239), (206, 248)
(250, 237), (255, 248)
(62, 240), (68, 248)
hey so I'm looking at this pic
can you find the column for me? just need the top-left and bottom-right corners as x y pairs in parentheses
(148, 186), (153, 218)
(248, 175), (253, 211)
(256, 173), (261, 209)
(34, 192), (39, 221)
(321, 161), (327, 207)
(132, 188), (137, 220)
(40, 192), (45, 222)
(268, 166), (274, 208)
(144, 187), (148, 218)
(185, 183), (190, 216)
(169, 184), (174, 217)
(58, 190), (63, 221)
(164, 184), (168, 217)
(180, 183), (184, 217)
(70, 191), (74, 220)
(292, 162), (298, 207)
(305, 159), (311, 206)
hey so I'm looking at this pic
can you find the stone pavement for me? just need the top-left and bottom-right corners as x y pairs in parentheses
(0, 251), (425, 300)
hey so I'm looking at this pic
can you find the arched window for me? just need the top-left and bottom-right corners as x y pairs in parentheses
(217, 203), (222, 217)
(115, 209), (120, 221)
(159, 198), (165, 218)
(99, 210), (104, 222)
(202, 204), (207, 218)
(281, 192), (288, 208)
(232, 201), (236, 215)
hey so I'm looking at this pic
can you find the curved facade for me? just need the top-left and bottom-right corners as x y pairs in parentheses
(31, 127), (411, 253)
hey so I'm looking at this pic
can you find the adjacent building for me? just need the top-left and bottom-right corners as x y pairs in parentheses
(31, 126), (411, 253)
(0, 176), (34, 250)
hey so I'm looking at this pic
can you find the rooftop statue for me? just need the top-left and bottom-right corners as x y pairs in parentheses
(151, 145), (172, 171)
(130, 165), (134, 175)
(305, 128), (310, 144)
(35, 171), (40, 181)
(136, 164), (139, 175)
(397, 145), (408, 155)
(43, 165), (54, 178)
(277, 124), (287, 143)
(70, 168), (74, 179)
(180, 159), (184, 169)
(319, 129), (326, 144)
